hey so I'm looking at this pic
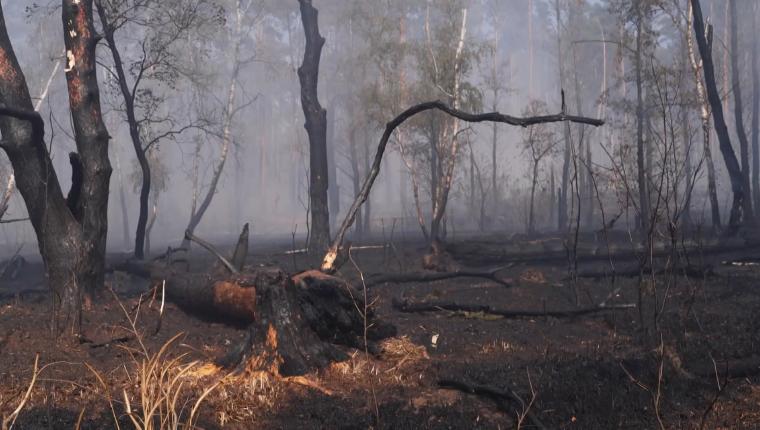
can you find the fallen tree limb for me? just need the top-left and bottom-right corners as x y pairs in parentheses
(438, 379), (547, 429)
(447, 240), (760, 267)
(393, 298), (635, 319)
(573, 265), (715, 280)
(321, 100), (604, 273)
(367, 266), (512, 288)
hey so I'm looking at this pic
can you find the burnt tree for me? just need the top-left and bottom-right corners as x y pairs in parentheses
(0, 0), (111, 333)
(297, 0), (331, 251)
(63, 0), (112, 294)
(729, 0), (754, 221)
(691, 0), (746, 230)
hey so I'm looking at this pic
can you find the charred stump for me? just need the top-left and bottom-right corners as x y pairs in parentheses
(122, 226), (395, 377)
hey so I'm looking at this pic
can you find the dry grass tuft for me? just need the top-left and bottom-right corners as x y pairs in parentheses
(380, 336), (429, 363)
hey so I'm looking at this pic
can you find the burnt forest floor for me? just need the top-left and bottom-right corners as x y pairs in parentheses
(0, 233), (759, 429)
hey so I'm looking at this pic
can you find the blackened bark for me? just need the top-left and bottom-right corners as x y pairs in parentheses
(63, 0), (112, 294)
(297, 0), (330, 251)
(0, 4), (98, 334)
(691, 0), (746, 231)
(729, 0), (754, 221)
(95, 0), (150, 259)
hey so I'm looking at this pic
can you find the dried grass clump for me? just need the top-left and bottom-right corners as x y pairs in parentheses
(380, 336), (429, 372)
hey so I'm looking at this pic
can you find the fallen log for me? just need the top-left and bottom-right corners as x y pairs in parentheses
(392, 298), (635, 319)
(116, 224), (396, 376)
(446, 240), (760, 267)
(366, 266), (512, 288)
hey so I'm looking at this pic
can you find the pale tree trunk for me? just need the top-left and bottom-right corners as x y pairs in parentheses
(0, 174), (14, 220)
(556, 0), (570, 231)
(687, 1), (721, 229)
(348, 127), (363, 238)
(635, 2), (649, 233)
(528, 159), (539, 234)
(729, 0), (754, 221)
(112, 150), (131, 248)
(145, 197), (158, 257)
(429, 7), (468, 245)
(183, 0), (248, 247)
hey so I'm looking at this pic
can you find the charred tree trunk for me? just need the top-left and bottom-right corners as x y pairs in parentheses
(729, 0), (754, 222)
(63, 0), (112, 294)
(691, 0), (746, 231)
(297, 0), (330, 252)
(130, 226), (395, 377)
(0, 1), (111, 333)
(95, 0), (150, 259)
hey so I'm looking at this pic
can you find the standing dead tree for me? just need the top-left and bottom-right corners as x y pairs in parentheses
(321, 100), (604, 273)
(297, 0), (330, 251)
(0, 0), (111, 334)
(690, 0), (745, 231)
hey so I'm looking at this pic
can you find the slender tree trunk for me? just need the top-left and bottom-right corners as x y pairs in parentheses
(112, 151), (131, 248)
(145, 197), (158, 257)
(182, 0), (244, 247)
(753, 1), (760, 213)
(529, 160), (538, 234)
(326, 99), (339, 223)
(550, 167), (556, 229)
(556, 0), (570, 231)
(95, 1), (150, 259)
(348, 127), (363, 238)
(687, 1), (721, 229)
(297, 0), (330, 251)
(729, 0), (754, 221)
(635, 4), (649, 233)
(362, 129), (371, 236)
(691, 0), (745, 230)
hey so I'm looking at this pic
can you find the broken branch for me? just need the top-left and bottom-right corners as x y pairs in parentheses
(393, 298), (634, 319)
(322, 100), (604, 273)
